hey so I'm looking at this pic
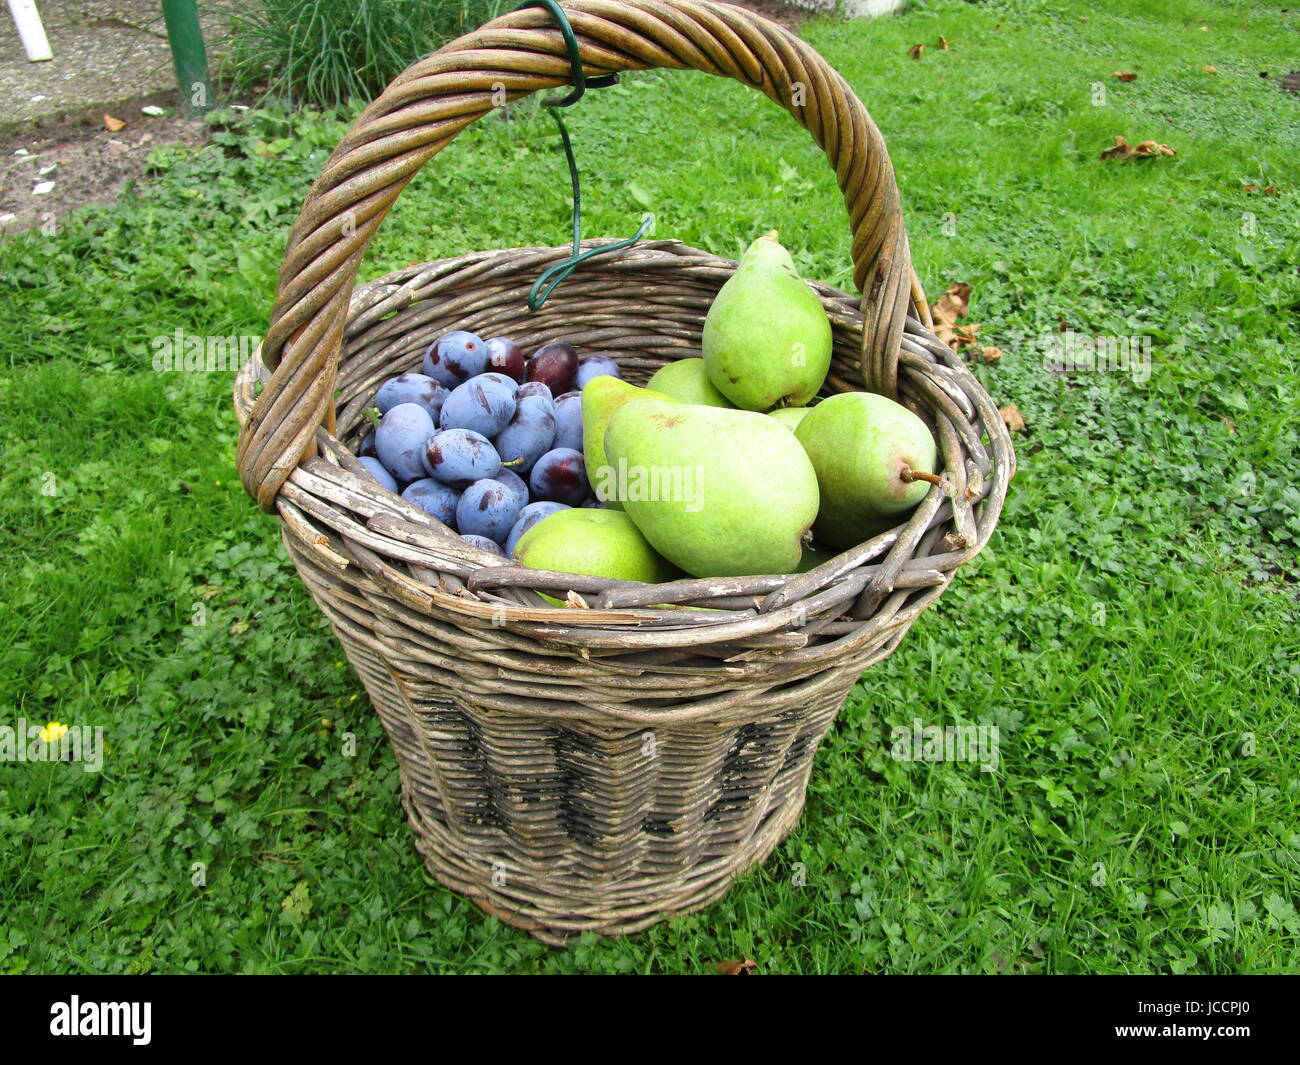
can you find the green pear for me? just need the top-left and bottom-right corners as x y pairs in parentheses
(701, 230), (832, 411)
(794, 392), (939, 549)
(646, 358), (735, 408)
(582, 376), (678, 508)
(603, 398), (819, 577)
(515, 508), (680, 604)
(768, 406), (813, 432)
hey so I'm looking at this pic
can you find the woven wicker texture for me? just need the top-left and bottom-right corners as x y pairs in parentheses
(232, 1), (1015, 943)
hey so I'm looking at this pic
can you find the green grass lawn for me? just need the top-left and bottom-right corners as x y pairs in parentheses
(1, 0), (1297, 973)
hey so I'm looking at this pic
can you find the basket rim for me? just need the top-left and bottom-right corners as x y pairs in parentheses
(232, 240), (1015, 663)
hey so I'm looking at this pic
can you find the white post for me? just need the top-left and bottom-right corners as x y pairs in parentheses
(8, 0), (53, 62)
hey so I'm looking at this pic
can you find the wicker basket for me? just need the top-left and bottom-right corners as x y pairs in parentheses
(233, 0), (1014, 945)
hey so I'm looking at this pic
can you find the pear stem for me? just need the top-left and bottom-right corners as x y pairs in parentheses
(901, 468), (944, 487)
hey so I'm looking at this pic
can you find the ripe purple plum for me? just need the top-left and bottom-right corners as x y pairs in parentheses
(529, 447), (588, 506)
(505, 501), (570, 556)
(461, 534), (505, 556)
(493, 395), (557, 475)
(495, 467), (530, 513)
(357, 456), (398, 494)
(576, 355), (622, 389)
(439, 374), (517, 437)
(376, 372), (448, 420)
(401, 478), (460, 526)
(375, 402), (436, 483)
(422, 330), (487, 388)
(552, 391), (583, 451)
(422, 428), (502, 487)
(456, 479), (522, 545)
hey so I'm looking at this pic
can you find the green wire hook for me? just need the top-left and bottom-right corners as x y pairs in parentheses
(513, 0), (652, 310)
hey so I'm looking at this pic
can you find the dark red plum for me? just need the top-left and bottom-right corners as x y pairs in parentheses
(484, 337), (526, 382)
(529, 447), (588, 506)
(523, 342), (578, 395)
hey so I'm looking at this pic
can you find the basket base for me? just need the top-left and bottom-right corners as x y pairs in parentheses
(399, 769), (811, 946)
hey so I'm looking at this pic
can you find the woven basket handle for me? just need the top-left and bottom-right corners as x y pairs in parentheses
(237, 0), (916, 510)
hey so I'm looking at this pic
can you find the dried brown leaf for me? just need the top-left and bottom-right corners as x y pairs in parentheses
(980, 346), (1002, 364)
(938, 35), (951, 50)
(933, 282), (970, 322)
(1133, 139), (1178, 157)
(1100, 134), (1132, 160)
(1111, 71), (1138, 82)
(1000, 405), (1026, 432)
(103, 114), (126, 132)
(1203, 65), (1217, 73)
(1100, 135), (1177, 160)
(952, 323), (981, 350)
(716, 959), (758, 975)
(908, 43), (924, 60)
(932, 282), (979, 352)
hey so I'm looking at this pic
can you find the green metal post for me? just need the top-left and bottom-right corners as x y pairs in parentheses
(161, 0), (213, 118)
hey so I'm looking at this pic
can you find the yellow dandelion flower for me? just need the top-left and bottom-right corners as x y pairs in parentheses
(40, 721), (69, 743)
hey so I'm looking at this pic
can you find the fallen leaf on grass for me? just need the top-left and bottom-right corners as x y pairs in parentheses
(1000, 405), (1026, 432)
(908, 43), (924, 59)
(1203, 65), (1217, 74)
(980, 346), (1002, 364)
(933, 282), (981, 352)
(938, 35), (951, 50)
(716, 959), (757, 975)
(103, 114), (126, 132)
(934, 281), (970, 322)
(1100, 135), (1177, 160)
(1111, 71), (1138, 82)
